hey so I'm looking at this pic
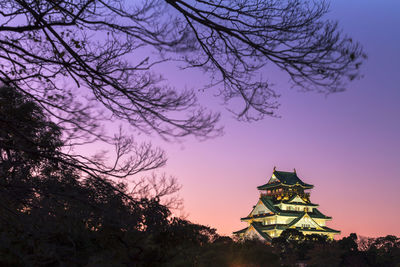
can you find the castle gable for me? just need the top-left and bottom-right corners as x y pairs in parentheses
(268, 174), (280, 184)
(249, 200), (272, 216)
(289, 214), (322, 230)
(287, 195), (307, 204)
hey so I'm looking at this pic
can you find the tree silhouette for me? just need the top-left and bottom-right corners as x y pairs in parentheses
(1, 0), (365, 128)
(0, 85), (182, 208)
(0, 85), (197, 265)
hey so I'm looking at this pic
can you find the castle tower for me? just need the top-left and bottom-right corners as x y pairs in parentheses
(233, 168), (340, 241)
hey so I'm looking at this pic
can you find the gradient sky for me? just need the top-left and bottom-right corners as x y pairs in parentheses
(144, 0), (400, 238)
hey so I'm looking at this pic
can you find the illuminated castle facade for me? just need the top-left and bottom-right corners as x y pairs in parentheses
(234, 168), (340, 241)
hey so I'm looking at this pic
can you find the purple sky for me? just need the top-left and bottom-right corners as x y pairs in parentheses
(148, 0), (400, 238)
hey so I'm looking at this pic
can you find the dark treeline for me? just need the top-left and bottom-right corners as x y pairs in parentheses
(1, 85), (399, 266)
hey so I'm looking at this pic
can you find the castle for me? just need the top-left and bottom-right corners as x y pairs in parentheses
(234, 168), (340, 241)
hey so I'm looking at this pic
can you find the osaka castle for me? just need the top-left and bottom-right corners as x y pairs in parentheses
(234, 168), (340, 241)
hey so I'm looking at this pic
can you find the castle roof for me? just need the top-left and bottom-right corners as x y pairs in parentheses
(257, 224), (340, 234)
(257, 170), (313, 190)
(233, 227), (248, 235)
(241, 209), (331, 221)
(232, 223), (273, 242)
(252, 222), (273, 242)
(241, 196), (331, 221)
(233, 223), (340, 237)
(282, 195), (319, 206)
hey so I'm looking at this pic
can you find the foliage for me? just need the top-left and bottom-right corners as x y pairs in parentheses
(164, 238), (280, 267)
(272, 230), (400, 267)
(0, 85), (170, 265)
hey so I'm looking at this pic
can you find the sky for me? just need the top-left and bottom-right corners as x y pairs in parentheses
(148, 0), (400, 238)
